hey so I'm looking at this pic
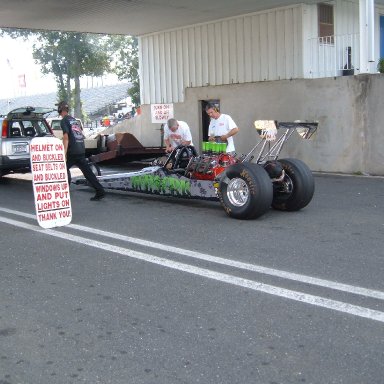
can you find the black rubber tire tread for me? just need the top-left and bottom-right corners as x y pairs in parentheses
(218, 162), (273, 220)
(272, 158), (314, 211)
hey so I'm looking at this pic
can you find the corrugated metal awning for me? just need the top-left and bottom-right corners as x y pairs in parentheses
(0, 0), (326, 36)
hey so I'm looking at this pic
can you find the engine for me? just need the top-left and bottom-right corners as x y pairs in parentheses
(186, 153), (238, 180)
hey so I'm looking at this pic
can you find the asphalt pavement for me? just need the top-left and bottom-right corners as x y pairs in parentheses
(0, 167), (383, 384)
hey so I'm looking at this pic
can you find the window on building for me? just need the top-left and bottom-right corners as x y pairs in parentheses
(318, 3), (334, 43)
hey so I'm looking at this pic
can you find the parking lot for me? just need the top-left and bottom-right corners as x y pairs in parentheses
(0, 170), (383, 384)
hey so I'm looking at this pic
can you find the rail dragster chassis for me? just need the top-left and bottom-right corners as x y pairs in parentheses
(77, 120), (318, 219)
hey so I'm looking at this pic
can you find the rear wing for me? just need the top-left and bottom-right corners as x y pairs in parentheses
(277, 121), (318, 139)
(243, 120), (318, 163)
(254, 120), (318, 141)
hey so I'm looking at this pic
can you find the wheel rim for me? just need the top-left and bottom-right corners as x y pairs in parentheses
(276, 173), (293, 196)
(227, 177), (249, 207)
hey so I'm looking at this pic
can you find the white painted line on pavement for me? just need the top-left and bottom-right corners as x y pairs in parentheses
(0, 206), (383, 301)
(1, 214), (384, 323)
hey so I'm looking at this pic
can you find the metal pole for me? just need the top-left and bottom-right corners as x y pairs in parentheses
(367, 0), (375, 63)
(160, 124), (164, 148)
(359, 0), (368, 73)
(359, 0), (375, 72)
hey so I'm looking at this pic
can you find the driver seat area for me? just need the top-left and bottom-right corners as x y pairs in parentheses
(164, 145), (198, 173)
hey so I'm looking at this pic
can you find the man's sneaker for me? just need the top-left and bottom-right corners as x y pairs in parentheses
(90, 191), (106, 201)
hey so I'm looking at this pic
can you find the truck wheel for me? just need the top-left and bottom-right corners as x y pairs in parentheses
(272, 158), (314, 211)
(218, 163), (273, 219)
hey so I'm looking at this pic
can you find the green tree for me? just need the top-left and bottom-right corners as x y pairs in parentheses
(33, 32), (111, 118)
(0, 28), (110, 119)
(107, 35), (140, 106)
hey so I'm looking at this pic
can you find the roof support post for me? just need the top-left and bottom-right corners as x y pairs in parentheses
(359, 0), (375, 73)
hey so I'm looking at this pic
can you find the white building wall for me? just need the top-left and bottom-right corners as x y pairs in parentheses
(305, 0), (384, 77)
(304, 0), (360, 78)
(335, 0), (360, 35)
(139, 5), (305, 104)
(138, 0), (384, 104)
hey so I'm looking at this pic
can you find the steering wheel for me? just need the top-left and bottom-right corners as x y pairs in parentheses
(165, 145), (197, 170)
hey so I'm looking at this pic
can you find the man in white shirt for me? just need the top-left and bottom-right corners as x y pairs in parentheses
(164, 118), (193, 153)
(205, 103), (239, 153)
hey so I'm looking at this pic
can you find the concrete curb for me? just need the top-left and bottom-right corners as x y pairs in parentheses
(313, 171), (384, 179)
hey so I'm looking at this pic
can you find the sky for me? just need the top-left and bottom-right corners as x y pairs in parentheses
(0, 35), (119, 100)
(0, 36), (57, 99)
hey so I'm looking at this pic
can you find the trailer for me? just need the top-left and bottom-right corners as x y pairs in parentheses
(85, 132), (166, 163)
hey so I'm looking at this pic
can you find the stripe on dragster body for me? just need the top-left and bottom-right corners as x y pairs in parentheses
(93, 166), (218, 199)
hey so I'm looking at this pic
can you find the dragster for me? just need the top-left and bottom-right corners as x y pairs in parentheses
(75, 120), (318, 220)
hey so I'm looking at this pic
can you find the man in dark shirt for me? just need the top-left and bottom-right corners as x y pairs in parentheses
(57, 101), (105, 201)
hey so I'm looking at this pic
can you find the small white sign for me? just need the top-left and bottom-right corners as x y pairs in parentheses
(151, 103), (174, 123)
(30, 136), (72, 229)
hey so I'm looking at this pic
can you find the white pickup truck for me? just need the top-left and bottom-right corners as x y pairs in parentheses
(46, 117), (101, 155)
(46, 117), (84, 140)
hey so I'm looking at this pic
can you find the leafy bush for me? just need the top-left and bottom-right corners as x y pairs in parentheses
(377, 58), (384, 73)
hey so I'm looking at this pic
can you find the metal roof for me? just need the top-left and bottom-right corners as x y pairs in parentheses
(0, 0), (327, 36)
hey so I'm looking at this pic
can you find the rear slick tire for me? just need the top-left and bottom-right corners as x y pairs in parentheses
(218, 163), (273, 219)
(272, 158), (314, 211)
